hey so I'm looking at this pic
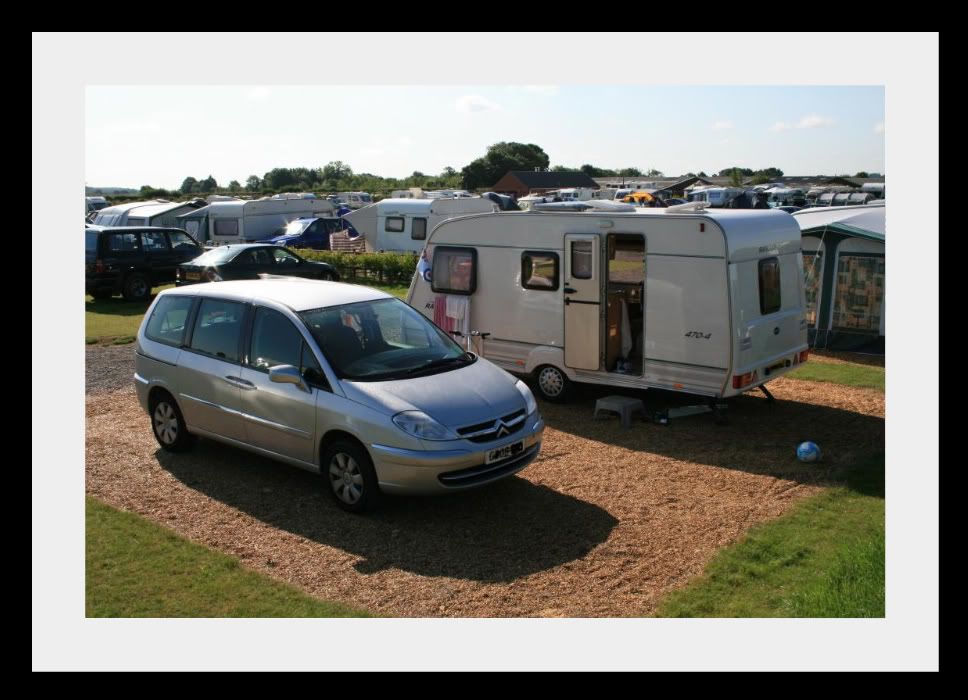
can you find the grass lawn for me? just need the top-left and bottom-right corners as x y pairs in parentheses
(788, 359), (885, 392)
(657, 452), (885, 617)
(86, 497), (370, 617)
(84, 282), (410, 344)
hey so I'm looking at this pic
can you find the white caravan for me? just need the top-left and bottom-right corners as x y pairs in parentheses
(92, 199), (201, 228)
(200, 197), (336, 244)
(407, 206), (808, 402)
(337, 191), (373, 209)
(343, 197), (498, 253)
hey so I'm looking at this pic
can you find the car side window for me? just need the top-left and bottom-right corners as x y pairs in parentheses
(107, 232), (140, 253)
(273, 248), (300, 265)
(168, 231), (199, 251)
(189, 298), (245, 363)
(248, 307), (303, 371)
(234, 250), (256, 265)
(141, 231), (169, 252)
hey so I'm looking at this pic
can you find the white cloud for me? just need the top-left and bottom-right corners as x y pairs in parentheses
(797, 114), (835, 129)
(712, 120), (733, 130)
(397, 136), (414, 147)
(874, 121), (885, 134)
(361, 147), (385, 156)
(98, 120), (162, 136)
(247, 86), (271, 101)
(456, 95), (501, 113)
(518, 85), (559, 97)
(771, 114), (835, 132)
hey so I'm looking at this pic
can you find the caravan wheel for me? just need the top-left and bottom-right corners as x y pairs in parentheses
(535, 365), (572, 403)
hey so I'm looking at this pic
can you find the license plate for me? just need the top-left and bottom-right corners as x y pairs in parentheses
(185, 271), (201, 281)
(486, 440), (524, 465)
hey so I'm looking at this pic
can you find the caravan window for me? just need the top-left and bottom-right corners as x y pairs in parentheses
(431, 246), (477, 295)
(521, 252), (559, 291)
(571, 241), (593, 279)
(214, 219), (239, 237)
(386, 217), (405, 233)
(758, 257), (781, 315)
(412, 217), (427, 241)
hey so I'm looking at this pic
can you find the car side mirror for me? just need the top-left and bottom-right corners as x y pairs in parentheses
(269, 364), (310, 392)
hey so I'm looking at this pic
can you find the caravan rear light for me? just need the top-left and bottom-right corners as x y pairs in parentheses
(798, 350), (809, 363)
(732, 371), (758, 389)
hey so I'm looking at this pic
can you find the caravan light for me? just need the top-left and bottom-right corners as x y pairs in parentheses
(798, 350), (809, 363)
(732, 371), (758, 389)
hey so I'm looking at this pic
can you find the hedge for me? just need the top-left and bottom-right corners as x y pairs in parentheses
(295, 249), (418, 285)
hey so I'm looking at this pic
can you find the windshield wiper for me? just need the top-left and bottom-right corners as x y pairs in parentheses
(405, 353), (474, 376)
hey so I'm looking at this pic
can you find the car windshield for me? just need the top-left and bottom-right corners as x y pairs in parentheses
(187, 246), (241, 265)
(300, 298), (473, 381)
(282, 220), (313, 237)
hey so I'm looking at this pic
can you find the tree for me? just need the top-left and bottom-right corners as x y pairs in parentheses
(322, 161), (353, 182)
(855, 171), (870, 178)
(411, 171), (424, 178)
(729, 168), (745, 187)
(440, 166), (457, 178)
(697, 171), (708, 178)
(245, 175), (262, 191)
(755, 167), (784, 178)
(550, 165), (572, 172)
(228, 180), (241, 192)
(718, 167), (754, 177)
(618, 167), (642, 177)
(460, 141), (550, 190)
(198, 175), (218, 193)
(580, 164), (600, 177)
(180, 177), (198, 194)
(645, 168), (663, 177)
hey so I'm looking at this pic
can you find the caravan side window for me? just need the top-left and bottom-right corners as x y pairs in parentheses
(571, 240), (593, 279)
(521, 252), (559, 291)
(412, 217), (427, 240)
(386, 217), (405, 233)
(431, 247), (477, 295)
(758, 257), (781, 315)
(214, 219), (240, 237)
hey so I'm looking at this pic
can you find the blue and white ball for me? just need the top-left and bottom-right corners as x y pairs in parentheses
(796, 441), (822, 463)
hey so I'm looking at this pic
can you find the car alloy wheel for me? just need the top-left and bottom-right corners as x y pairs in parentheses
(538, 366), (564, 398)
(328, 451), (364, 505)
(153, 401), (179, 445)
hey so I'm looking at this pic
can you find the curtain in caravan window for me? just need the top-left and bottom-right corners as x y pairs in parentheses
(431, 247), (476, 295)
(214, 219), (239, 237)
(412, 217), (427, 240)
(571, 241), (593, 279)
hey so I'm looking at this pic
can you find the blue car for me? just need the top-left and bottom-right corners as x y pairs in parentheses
(261, 217), (344, 250)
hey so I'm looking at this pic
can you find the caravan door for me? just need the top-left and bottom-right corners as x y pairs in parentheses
(564, 234), (601, 370)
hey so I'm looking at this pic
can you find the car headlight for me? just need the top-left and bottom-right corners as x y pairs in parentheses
(392, 411), (456, 441)
(515, 380), (538, 416)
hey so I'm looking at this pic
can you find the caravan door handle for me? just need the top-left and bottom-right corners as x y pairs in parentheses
(563, 286), (577, 294)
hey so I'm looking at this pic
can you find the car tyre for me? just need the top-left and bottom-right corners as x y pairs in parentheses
(322, 440), (382, 513)
(122, 273), (151, 302)
(534, 364), (572, 403)
(148, 392), (195, 453)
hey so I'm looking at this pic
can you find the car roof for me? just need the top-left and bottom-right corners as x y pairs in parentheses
(158, 278), (392, 312)
(85, 225), (187, 233)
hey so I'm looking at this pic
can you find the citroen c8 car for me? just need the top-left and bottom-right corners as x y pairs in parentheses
(134, 278), (543, 512)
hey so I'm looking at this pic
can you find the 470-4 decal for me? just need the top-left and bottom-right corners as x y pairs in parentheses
(684, 331), (712, 339)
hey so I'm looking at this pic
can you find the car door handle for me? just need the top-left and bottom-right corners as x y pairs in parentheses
(223, 376), (256, 390)
(563, 286), (577, 294)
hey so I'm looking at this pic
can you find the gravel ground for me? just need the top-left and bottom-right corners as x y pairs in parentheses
(85, 347), (884, 617)
(86, 344), (136, 395)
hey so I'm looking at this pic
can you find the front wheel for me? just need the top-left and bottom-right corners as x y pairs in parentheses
(534, 364), (572, 403)
(322, 440), (382, 513)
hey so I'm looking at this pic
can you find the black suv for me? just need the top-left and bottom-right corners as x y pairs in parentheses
(86, 225), (204, 301)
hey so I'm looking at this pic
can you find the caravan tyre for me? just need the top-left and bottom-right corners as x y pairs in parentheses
(535, 365), (572, 403)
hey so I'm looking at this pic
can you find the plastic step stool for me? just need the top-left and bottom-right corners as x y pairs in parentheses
(593, 396), (646, 429)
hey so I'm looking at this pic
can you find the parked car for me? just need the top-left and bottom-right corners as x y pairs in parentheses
(260, 217), (344, 250)
(134, 279), (544, 512)
(86, 225), (203, 301)
(175, 244), (340, 286)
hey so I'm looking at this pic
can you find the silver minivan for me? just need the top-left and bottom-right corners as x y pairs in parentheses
(134, 278), (544, 512)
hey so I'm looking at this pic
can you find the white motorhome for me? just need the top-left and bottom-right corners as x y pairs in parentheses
(407, 206), (808, 402)
(92, 199), (201, 228)
(195, 197), (336, 244)
(343, 197), (498, 253)
(687, 187), (745, 207)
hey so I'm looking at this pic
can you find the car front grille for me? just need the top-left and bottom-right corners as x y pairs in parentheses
(456, 409), (527, 444)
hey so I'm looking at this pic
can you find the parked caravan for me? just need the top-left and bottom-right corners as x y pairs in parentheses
(343, 197), (498, 253)
(86, 196), (109, 213)
(764, 188), (807, 208)
(189, 197), (337, 244)
(407, 207), (808, 402)
(92, 199), (203, 228)
(337, 192), (373, 209)
(686, 187), (745, 207)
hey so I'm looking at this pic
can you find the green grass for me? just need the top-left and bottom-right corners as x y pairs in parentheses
(361, 283), (409, 299)
(657, 452), (884, 617)
(788, 361), (885, 391)
(86, 497), (370, 617)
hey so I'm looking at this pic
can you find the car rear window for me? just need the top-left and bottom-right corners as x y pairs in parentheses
(189, 298), (245, 363)
(85, 231), (99, 253)
(145, 295), (195, 347)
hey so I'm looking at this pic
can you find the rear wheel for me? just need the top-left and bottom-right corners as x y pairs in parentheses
(122, 273), (150, 302)
(534, 364), (572, 403)
(148, 392), (195, 452)
(322, 440), (382, 513)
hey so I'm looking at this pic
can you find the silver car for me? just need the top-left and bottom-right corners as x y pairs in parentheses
(133, 278), (544, 512)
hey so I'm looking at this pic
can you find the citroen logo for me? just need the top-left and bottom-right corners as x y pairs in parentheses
(496, 423), (511, 438)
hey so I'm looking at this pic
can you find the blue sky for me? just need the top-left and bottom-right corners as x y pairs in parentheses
(86, 85), (884, 189)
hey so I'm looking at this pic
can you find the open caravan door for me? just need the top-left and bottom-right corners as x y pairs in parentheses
(564, 234), (601, 370)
